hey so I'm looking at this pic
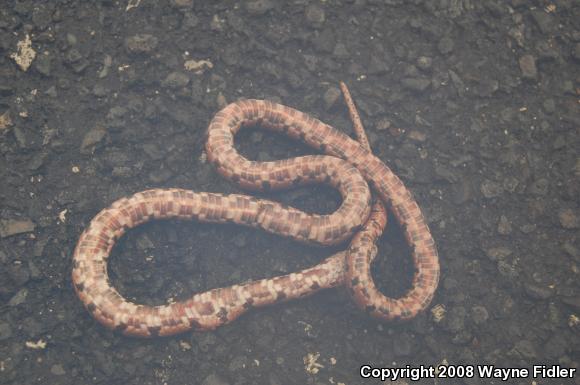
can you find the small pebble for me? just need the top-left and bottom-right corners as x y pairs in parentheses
(245, 0), (274, 15)
(125, 34), (159, 54)
(543, 98), (556, 114)
(0, 219), (35, 238)
(322, 87), (341, 110)
(562, 242), (580, 261)
(445, 306), (466, 333)
(80, 126), (107, 154)
(9, 288), (28, 306)
(471, 306), (489, 324)
(305, 4), (325, 28)
(528, 178), (549, 196)
(481, 180), (503, 198)
(519, 54), (537, 80)
(401, 78), (431, 92)
(524, 283), (553, 300)
(375, 118), (391, 131)
(438, 37), (454, 55)
(497, 215), (512, 235)
(416, 56), (433, 71)
(162, 71), (190, 89)
(0, 321), (12, 340)
(559, 209), (579, 229)
(34, 53), (51, 76)
(171, 0), (193, 7)
(51, 364), (66, 376)
(202, 373), (230, 385)
(511, 340), (537, 360)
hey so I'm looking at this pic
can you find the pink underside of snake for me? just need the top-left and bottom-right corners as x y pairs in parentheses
(72, 85), (439, 337)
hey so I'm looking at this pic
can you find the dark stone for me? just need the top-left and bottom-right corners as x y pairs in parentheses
(510, 339), (537, 360)
(125, 34), (159, 54)
(524, 284), (553, 300)
(0, 321), (12, 340)
(202, 374), (230, 385)
(519, 55), (538, 80)
(531, 9), (556, 34)
(445, 306), (466, 333)
(162, 71), (190, 89)
(471, 306), (489, 324)
(305, 4), (325, 28)
(401, 78), (431, 92)
(245, 0), (275, 15)
(34, 53), (51, 76)
(438, 36), (454, 54)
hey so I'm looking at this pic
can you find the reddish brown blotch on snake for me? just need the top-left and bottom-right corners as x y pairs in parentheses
(72, 83), (440, 337)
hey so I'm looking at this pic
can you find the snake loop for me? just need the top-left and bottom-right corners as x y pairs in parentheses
(72, 84), (439, 337)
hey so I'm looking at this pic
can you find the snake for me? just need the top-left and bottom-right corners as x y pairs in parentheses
(72, 83), (439, 337)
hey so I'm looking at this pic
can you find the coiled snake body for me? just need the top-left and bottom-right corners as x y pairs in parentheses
(72, 84), (439, 337)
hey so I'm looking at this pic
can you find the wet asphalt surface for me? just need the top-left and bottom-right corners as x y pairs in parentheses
(1, 1), (580, 385)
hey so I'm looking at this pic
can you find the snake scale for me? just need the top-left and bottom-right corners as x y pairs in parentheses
(72, 83), (439, 337)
